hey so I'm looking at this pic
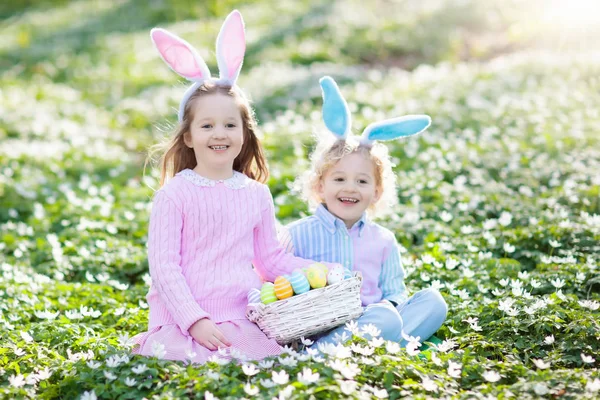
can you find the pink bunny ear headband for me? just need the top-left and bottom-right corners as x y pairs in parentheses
(319, 76), (431, 147)
(150, 10), (246, 122)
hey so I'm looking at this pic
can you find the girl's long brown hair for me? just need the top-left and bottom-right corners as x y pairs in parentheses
(146, 82), (269, 187)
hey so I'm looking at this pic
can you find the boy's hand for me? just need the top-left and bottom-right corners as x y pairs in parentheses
(188, 318), (232, 350)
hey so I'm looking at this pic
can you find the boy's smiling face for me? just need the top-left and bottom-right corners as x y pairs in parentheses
(317, 151), (381, 229)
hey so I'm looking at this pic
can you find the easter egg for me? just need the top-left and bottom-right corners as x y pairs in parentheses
(247, 288), (261, 304)
(343, 269), (353, 280)
(327, 265), (345, 285)
(306, 266), (327, 289)
(312, 262), (329, 274)
(260, 282), (277, 304)
(274, 276), (294, 300)
(290, 270), (310, 294)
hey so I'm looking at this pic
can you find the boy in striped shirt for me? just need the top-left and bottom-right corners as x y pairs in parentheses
(279, 76), (447, 346)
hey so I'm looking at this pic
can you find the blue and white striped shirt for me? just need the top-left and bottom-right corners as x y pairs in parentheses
(279, 204), (407, 306)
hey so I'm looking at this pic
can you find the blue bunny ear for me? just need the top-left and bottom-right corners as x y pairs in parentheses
(360, 115), (431, 144)
(319, 76), (351, 139)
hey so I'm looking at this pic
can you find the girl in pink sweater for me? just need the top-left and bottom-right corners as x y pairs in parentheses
(132, 11), (339, 364)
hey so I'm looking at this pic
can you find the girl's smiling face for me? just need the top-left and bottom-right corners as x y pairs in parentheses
(317, 151), (381, 229)
(185, 92), (244, 179)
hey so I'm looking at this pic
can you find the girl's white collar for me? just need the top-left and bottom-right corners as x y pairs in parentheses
(177, 169), (248, 189)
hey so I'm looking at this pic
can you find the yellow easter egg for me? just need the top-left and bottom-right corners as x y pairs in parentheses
(274, 276), (294, 299)
(306, 266), (327, 289)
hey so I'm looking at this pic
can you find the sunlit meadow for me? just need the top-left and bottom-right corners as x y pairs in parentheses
(1, 0), (599, 399)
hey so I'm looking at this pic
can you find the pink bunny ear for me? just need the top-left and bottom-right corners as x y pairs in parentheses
(150, 28), (211, 82)
(216, 10), (246, 84)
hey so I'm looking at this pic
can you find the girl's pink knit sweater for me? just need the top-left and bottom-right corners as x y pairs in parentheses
(145, 169), (329, 335)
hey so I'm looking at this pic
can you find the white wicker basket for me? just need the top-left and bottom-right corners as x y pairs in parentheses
(246, 272), (363, 344)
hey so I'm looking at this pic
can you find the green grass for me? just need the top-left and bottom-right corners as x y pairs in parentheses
(1, 0), (599, 398)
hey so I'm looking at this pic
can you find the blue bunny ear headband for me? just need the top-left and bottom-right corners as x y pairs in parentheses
(319, 76), (431, 147)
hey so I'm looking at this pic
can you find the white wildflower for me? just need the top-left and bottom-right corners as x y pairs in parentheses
(447, 360), (462, 378)
(124, 377), (136, 387)
(369, 337), (385, 348)
(463, 317), (483, 331)
(103, 371), (117, 380)
(503, 243), (515, 253)
(581, 354), (595, 364)
(550, 278), (565, 289)
(207, 355), (230, 366)
(244, 384), (259, 396)
(373, 388), (388, 398)
(86, 361), (102, 369)
(37, 368), (52, 380)
(351, 344), (374, 356)
(544, 335), (555, 345)
(204, 391), (218, 400)
(438, 339), (457, 353)
(431, 351), (443, 366)
(259, 378), (276, 388)
(132, 364), (148, 374)
(271, 370), (289, 385)
(385, 341), (401, 354)
(578, 300), (600, 311)
(533, 383), (549, 395)
(80, 391), (97, 400)
(339, 380), (358, 395)
(361, 324), (381, 338)
(259, 359), (274, 369)
(532, 359), (551, 369)
(586, 378), (600, 393)
(483, 219), (497, 230)
(242, 363), (260, 376)
(422, 376), (438, 392)
(105, 355), (121, 368)
(206, 371), (220, 380)
(344, 320), (361, 336)
(430, 280), (445, 290)
(446, 258), (459, 270)
(278, 356), (298, 367)
(523, 306), (536, 315)
(518, 271), (530, 280)
(9, 374), (25, 388)
(498, 211), (512, 226)
(482, 370), (501, 382)
(440, 211), (453, 222)
(506, 308), (519, 317)
(20, 331), (33, 343)
(297, 367), (320, 385)
(117, 332), (135, 348)
(300, 337), (314, 346)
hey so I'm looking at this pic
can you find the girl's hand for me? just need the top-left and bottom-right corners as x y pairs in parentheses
(188, 319), (232, 350)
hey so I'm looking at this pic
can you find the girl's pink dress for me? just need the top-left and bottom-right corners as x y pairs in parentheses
(132, 169), (327, 363)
